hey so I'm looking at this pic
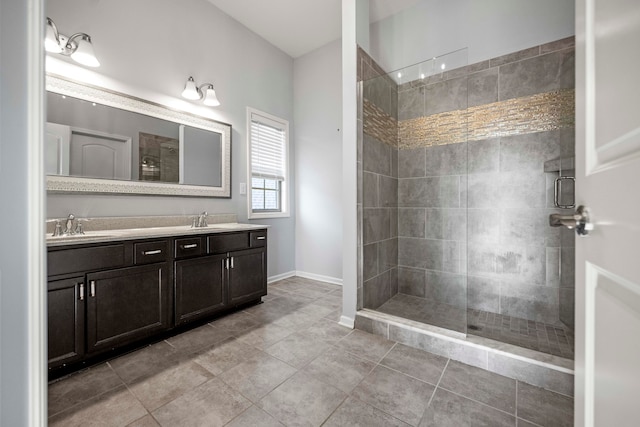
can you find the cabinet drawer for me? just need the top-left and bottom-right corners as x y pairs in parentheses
(134, 240), (169, 265)
(208, 232), (249, 254)
(48, 244), (126, 276)
(175, 237), (203, 259)
(250, 231), (267, 247)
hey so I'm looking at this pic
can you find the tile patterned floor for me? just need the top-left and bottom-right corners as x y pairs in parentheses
(48, 277), (574, 427)
(378, 293), (575, 359)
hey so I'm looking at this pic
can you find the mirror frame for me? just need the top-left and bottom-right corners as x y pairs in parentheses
(46, 74), (232, 198)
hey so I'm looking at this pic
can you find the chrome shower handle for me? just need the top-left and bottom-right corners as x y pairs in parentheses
(549, 205), (593, 236)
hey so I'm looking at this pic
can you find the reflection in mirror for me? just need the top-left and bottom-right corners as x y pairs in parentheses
(45, 75), (231, 197)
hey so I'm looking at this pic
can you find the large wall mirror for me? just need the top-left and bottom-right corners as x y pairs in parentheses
(45, 74), (231, 197)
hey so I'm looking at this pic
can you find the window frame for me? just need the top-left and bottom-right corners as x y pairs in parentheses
(246, 107), (290, 219)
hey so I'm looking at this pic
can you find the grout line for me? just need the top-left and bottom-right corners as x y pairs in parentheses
(428, 358), (450, 408)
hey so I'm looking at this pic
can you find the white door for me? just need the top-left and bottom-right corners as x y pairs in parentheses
(69, 127), (132, 180)
(574, 0), (640, 426)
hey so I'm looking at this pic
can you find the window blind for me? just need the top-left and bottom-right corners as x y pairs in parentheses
(250, 114), (286, 181)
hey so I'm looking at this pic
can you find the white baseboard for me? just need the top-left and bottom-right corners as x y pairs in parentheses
(338, 315), (355, 329)
(267, 270), (296, 284)
(295, 271), (343, 286)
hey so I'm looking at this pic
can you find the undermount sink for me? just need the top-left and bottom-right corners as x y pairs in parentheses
(46, 233), (114, 242)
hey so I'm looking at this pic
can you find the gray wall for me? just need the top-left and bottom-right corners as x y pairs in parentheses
(46, 0), (296, 278)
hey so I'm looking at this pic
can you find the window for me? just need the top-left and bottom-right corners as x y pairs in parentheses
(247, 108), (289, 218)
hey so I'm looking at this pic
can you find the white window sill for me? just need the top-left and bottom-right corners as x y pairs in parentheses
(248, 211), (290, 220)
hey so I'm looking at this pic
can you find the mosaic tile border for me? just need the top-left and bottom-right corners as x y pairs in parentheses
(363, 99), (398, 147)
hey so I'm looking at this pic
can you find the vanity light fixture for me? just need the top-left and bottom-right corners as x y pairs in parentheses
(45, 17), (100, 67)
(182, 77), (220, 107)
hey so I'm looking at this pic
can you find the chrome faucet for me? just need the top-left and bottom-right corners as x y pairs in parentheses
(197, 211), (208, 228)
(63, 214), (76, 235)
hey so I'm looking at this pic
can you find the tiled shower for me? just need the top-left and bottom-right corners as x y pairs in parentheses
(357, 37), (576, 360)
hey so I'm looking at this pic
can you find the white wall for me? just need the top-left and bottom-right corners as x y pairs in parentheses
(46, 0), (296, 278)
(370, 0), (575, 72)
(293, 40), (343, 283)
(1, 0), (47, 424)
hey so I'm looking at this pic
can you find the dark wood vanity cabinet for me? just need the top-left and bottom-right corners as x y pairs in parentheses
(85, 263), (170, 354)
(175, 253), (228, 325)
(47, 228), (267, 373)
(47, 239), (171, 369)
(175, 231), (267, 325)
(48, 277), (85, 367)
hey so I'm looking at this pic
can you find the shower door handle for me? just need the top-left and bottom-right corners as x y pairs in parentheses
(549, 205), (593, 236)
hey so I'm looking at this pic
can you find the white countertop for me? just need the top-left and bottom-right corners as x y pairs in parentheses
(46, 223), (269, 247)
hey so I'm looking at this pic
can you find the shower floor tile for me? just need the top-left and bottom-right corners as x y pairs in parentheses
(377, 294), (575, 359)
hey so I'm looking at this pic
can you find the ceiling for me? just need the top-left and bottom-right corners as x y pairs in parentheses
(207, 0), (421, 58)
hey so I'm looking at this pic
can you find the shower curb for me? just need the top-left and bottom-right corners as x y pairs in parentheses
(355, 309), (574, 397)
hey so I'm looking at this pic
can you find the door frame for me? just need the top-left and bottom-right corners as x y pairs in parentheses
(0, 0), (47, 424)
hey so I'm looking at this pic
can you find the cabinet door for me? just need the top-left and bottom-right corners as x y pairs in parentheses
(48, 277), (85, 369)
(175, 254), (227, 325)
(86, 263), (169, 354)
(228, 247), (267, 307)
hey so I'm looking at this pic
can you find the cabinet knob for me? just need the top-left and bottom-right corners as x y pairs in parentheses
(90, 280), (96, 297)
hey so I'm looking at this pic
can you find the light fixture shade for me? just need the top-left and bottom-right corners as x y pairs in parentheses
(181, 77), (201, 100)
(70, 35), (100, 67)
(202, 85), (220, 106)
(45, 19), (63, 53)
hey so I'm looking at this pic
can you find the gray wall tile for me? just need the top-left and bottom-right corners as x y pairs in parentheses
(499, 49), (575, 101)
(389, 208), (398, 239)
(379, 176), (398, 207)
(439, 176), (461, 208)
(378, 238), (398, 274)
(468, 138), (500, 173)
(468, 68), (499, 107)
(468, 244), (545, 286)
(467, 173), (500, 208)
(490, 46), (540, 67)
(425, 76), (468, 115)
(399, 208), (426, 238)
(363, 134), (391, 175)
(467, 209), (500, 244)
(391, 147), (399, 178)
(425, 209), (444, 239)
(398, 238), (443, 270)
(560, 247), (575, 288)
(390, 267), (399, 296)
(500, 131), (564, 173)
(425, 143), (467, 176)
(398, 148), (426, 178)
(442, 209), (466, 241)
(398, 267), (426, 297)
(546, 247), (561, 287)
(363, 243), (378, 281)
(363, 271), (391, 309)
(398, 86), (424, 120)
(442, 240), (462, 274)
(559, 288), (574, 329)
(363, 208), (391, 244)
(363, 172), (378, 207)
(398, 177), (440, 207)
(425, 270), (466, 308)
(540, 36), (575, 54)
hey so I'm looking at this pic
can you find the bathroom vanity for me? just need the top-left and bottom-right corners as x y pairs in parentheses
(46, 224), (267, 374)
